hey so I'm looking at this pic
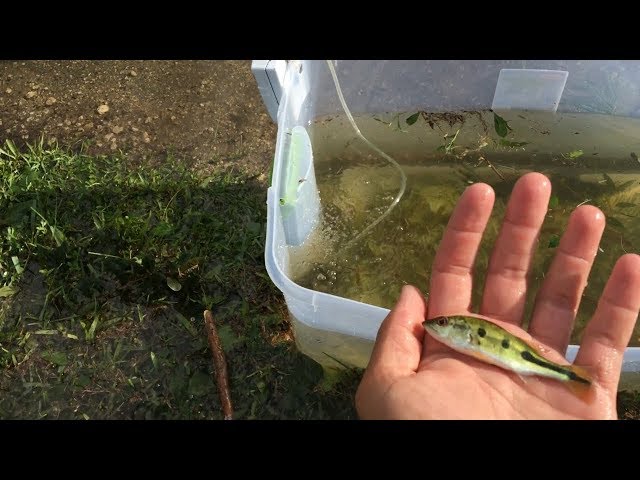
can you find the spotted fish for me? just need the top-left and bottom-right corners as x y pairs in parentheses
(422, 314), (593, 399)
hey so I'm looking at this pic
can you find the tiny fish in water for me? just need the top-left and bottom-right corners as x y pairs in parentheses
(423, 315), (593, 399)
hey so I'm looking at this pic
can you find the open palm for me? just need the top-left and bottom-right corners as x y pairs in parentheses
(356, 173), (640, 420)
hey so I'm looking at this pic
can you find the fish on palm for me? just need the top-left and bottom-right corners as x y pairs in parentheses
(422, 314), (594, 399)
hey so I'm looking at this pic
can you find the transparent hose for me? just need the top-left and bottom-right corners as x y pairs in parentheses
(325, 60), (407, 249)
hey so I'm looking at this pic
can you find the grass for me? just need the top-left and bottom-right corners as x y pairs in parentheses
(0, 139), (361, 419)
(0, 138), (637, 420)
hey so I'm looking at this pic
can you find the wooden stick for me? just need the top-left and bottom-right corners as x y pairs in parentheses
(203, 310), (233, 420)
(479, 155), (506, 181)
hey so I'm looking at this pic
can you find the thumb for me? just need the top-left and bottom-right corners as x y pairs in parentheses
(365, 284), (427, 383)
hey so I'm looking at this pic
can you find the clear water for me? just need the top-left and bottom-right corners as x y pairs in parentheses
(287, 109), (640, 346)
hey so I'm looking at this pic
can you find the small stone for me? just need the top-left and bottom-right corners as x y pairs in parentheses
(64, 119), (71, 126)
(5, 88), (12, 94)
(131, 126), (139, 132)
(142, 132), (150, 143)
(25, 91), (36, 99)
(104, 133), (114, 141)
(110, 142), (118, 151)
(112, 126), (124, 134)
(97, 104), (109, 115)
(144, 117), (151, 124)
(45, 97), (57, 106)
(129, 70), (137, 77)
(84, 122), (94, 130)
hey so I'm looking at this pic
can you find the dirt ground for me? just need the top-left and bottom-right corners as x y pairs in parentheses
(0, 60), (277, 177)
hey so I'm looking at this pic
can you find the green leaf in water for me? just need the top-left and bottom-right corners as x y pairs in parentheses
(617, 180), (637, 191)
(549, 196), (559, 209)
(607, 216), (625, 229)
(406, 112), (420, 126)
(373, 117), (389, 125)
(566, 150), (584, 159)
(499, 139), (529, 148)
(493, 112), (511, 138)
(602, 173), (616, 188)
(166, 277), (182, 292)
(548, 234), (560, 248)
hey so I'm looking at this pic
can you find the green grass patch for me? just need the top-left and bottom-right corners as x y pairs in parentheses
(0, 139), (360, 419)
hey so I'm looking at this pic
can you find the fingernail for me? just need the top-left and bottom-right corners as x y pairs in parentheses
(398, 285), (419, 306)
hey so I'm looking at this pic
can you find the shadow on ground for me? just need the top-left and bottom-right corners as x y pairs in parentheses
(0, 141), (360, 420)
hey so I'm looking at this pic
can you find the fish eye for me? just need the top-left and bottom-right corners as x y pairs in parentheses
(436, 317), (448, 327)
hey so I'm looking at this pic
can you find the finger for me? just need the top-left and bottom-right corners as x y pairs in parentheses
(480, 172), (551, 326)
(424, 183), (494, 356)
(427, 183), (495, 319)
(574, 253), (640, 394)
(365, 285), (427, 387)
(528, 205), (605, 353)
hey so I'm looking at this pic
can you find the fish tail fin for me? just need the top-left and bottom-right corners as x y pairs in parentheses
(565, 364), (596, 403)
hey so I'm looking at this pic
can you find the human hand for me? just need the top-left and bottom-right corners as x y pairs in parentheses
(355, 172), (640, 420)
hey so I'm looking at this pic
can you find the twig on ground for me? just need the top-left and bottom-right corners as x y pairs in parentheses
(204, 309), (233, 420)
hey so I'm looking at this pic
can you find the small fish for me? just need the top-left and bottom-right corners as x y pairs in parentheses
(423, 315), (593, 400)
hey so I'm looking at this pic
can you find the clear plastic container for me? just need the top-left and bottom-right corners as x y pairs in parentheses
(264, 60), (640, 388)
